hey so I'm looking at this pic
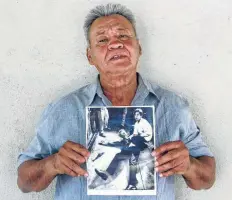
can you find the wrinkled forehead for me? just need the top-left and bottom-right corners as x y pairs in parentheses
(89, 14), (135, 37)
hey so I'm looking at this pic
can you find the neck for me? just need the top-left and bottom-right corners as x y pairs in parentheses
(99, 71), (138, 106)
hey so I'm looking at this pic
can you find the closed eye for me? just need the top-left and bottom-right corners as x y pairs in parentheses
(98, 38), (108, 43)
(118, 35), (129, 39)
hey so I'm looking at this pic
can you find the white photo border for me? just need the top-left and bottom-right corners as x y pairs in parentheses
(86, 105), (156, 196)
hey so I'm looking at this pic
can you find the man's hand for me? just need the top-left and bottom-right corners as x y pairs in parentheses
(53, 141), (90, 177)
(152, 140), (216, 190)
(152, 140), (191, 177)
(17, 141), (90, 193)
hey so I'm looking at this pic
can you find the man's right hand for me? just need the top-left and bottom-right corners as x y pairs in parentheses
(53, 141), (90, 177)
(17, 141), (90, 193)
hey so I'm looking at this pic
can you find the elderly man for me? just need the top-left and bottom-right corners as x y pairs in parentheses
(17, 3), (215, 200)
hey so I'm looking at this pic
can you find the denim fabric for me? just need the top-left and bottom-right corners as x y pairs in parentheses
(17, 73), (213, 200)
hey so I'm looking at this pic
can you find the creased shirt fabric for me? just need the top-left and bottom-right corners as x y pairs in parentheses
(17, 73), (213, 200)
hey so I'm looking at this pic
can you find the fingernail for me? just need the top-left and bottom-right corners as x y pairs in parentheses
(151, 152), (155, 156)
(155, 167), (158, 172)
(159, 174), (163, 177)
(85, 153), (90, 158)
(155, 161), (158, 166)
(84, 173), (89, 177)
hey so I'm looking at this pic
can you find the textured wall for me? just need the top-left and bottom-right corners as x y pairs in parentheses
(0, 0), (232, 199)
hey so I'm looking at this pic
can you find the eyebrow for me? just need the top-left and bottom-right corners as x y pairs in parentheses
(95, 25), (128, 36)
(96, 30), (105, 36)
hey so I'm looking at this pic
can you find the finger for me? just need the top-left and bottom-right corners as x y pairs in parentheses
(159, 163), (185, 177)
(60, 156), (88, 177)
(60, 163), (79, 177)
(151, 150), (162, 159)
(155, 149), (181, 167)
(65, 141), (90, 158)
(159, 169), (175, 177)
(155, 155), (186, 173)
(60, 148), (86, 164)
(154, 141), (183, 157)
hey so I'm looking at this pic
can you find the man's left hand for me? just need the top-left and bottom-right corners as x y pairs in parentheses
(152, 141), (191, 177)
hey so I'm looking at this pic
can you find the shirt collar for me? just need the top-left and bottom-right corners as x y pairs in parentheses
(87, 72), (160, 106)
(96, 74), (104, 98)
(139, 74), (160, 101)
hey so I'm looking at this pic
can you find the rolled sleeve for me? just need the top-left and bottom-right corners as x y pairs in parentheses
(17, 104), (55, 168)
(180, 101), (213, 158)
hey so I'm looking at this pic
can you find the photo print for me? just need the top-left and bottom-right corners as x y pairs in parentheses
(86, 106), (156, 195)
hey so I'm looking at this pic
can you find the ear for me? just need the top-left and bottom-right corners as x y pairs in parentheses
(86, 47), (94, 65)
(139, 44), (142, 56)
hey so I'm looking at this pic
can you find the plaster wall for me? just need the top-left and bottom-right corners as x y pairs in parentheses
(0, 0), (231, 199)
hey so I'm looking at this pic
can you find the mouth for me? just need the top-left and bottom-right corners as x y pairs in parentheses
(109, 54), (128, 61)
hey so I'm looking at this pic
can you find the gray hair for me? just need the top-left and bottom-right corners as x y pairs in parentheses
(83, 3), (137, 45)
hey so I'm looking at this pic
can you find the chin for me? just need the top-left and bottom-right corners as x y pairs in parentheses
(107, 69), (135, 78)
(107, 63), (136, 73)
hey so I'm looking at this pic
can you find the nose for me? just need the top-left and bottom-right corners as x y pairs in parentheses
(108, 39), (123, 50)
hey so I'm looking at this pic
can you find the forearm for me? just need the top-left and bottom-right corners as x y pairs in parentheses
(183, 156), (216, 190)
(17, 154), (58, 193)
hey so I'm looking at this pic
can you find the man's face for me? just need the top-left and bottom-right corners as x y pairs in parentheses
(87, 14), (141, 77)
(134, 112), (142, 121)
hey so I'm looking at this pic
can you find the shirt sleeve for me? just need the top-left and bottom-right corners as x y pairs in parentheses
(17, 104), (56, 168)
(144, 119), (152, 137)
(179, 99), (214, 158)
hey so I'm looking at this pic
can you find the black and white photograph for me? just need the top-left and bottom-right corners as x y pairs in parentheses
(86, 106), (156, 195)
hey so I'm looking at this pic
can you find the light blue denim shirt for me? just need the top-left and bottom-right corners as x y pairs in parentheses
(17, 73), (213, 200)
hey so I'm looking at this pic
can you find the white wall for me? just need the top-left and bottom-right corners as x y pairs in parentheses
(0, 0), (232, 199)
